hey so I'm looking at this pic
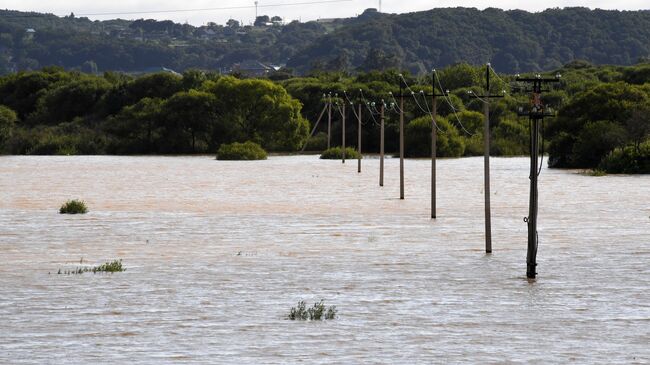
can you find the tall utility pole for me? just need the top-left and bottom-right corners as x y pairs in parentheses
(357, 101), (362, 173)
(400, 86), (405, 200)
(516, 73), (561, 279)
(391, 77), (407, 200)
(426, 70), (449, 219)
(327, 93), (332, 149)
(468, 63), (505, 254)
(379, 101), (385, 187)
(254, 1), (259, 19)
(342, 100), (346, 164)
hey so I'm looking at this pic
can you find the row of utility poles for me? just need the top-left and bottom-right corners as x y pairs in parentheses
(303, 64), (560, 279)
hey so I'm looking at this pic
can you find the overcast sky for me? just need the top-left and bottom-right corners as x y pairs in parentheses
(4, 0), (649, 26)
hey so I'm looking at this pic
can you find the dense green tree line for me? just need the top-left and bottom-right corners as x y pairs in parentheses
(286, 61), (649, 172)
(0, 61), (648, 172)
(0, 67), (308, 154)
(2, 8), (649, 75)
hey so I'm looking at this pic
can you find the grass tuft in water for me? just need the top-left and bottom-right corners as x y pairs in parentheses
(57, 259), (125, 275)
(59, 199), (88, 214)
(287, 300), (337, 320)
(587, 169), (607, 176)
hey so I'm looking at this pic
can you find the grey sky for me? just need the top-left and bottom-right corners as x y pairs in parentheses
(4, 0), (649, 26)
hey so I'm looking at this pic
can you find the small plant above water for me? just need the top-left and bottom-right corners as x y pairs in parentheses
(586, 169), (607, 176)
(320, 146), (361, 160)
(57, 259), (125, 275)
(59, 199), (88, 214)
(287, 300), (337, 321)
(216, 141), (268, 160)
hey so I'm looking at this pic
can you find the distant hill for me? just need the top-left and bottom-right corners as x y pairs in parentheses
(1, 7), (649, 74)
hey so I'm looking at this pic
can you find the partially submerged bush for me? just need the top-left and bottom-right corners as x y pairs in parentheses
(217, 141), (268, 160)
(57, 259), (125, 275)
(598, 141), (650, 174)
(320, 146), (361, 160)
(302, 131), (328, 151)
(59, 199), (88, 214)
(287, 300), (337, 320)
(586, 169), (607, 176)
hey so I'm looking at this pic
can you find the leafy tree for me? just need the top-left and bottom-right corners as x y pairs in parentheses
(571, 120), (627, 167)
(254, 16), (270, 27)
(626, 107), (650, 153)
(405, 115), (465, 157)
(438, 63), (482, 91)
(0, 104), (17, 150)
(358, 48), (400, 72)
(29, 76), (111, 125)
(161, 90), (217, 152)
(106, 97), (165, 153)
(205, 76), (309, 150)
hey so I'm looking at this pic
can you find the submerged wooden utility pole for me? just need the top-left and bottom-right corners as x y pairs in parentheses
(327, 93), (332, 149)
(342, 100), (346, 164)
(398, 80), (405, 200)
(516, 73), (561, 279)
(379, 101), (385, 187)
(391, 77), (410, 200)
(358, 103), (362, 173)
(427, 70), (449, 219)
(468, 63), (505, 254)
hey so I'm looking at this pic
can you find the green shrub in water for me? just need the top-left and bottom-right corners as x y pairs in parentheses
(287, 300), (337, 320)
(598, 141), (650, 174)
(58, 259), (125, 275)
(320, 146), (361, 160)
(59, 199), (88, 214)
(216, 141), (268, 160)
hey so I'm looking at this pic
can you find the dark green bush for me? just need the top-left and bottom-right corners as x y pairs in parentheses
(287, 300), (337, 320)
(0, 105), (17, 152)
(216, 141), (268, 160)
(59, 199), (88, 214)
(571, 120), (627, 167)
(598, 141), (650, 174)
(302, 132), (328, 151)
(404, 116), (465, 157)
(492, 119), (530, 155)
(320, 146), (361, 159)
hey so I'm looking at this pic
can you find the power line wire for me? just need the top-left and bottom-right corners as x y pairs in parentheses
(433, 71), (477, 136)
(1, 0), (353, 18)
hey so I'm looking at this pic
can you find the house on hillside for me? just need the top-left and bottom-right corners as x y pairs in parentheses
(131, 66), (181, 76)
(232, 60), (273, 77)
(24, 28), (36, 41)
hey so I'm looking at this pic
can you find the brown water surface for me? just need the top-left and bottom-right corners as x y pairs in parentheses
(0, 155), (648, 363)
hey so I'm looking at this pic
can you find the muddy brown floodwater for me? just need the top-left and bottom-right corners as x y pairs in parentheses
(0, 155), (649, 364)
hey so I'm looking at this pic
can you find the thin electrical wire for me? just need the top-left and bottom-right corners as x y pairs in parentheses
(420, 91), (446, 134)
(343, 91), (360, 121)
(73, 0), (353, 17)
(469, 92), (489, 104)
(334, 103), (345, 118)
(434, 72), (477, 136)
(488, 64), (509, 93)
(358, 90), (381, 126)
(399, 75), (432, 115)
(388, 93), (404, 114)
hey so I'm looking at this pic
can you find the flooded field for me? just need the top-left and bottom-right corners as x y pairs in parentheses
(0, 155), (648, 364)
